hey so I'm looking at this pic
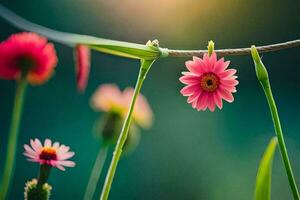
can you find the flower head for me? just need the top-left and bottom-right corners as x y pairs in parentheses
(24, 138), (75, 171)
(180, 53), (238, 111)
(90, 84), (153, 129)
(74, 45), (90, 92)
(0, 32), (57, 85)
(90, 84), (124, 112)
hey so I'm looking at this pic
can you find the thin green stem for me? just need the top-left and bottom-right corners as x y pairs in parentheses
(84, 145), (108, 200)
(261, 80), (299, 200)
(99, 60), (154, 200)
(0, 78), (27, 200)
(37, 165), (51, 190)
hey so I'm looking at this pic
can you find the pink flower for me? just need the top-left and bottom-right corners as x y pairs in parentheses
(0, 32), (57, 85)
(74, 45), (90, 92)
(180, 52), (238, 111)
(90, 84), (124, 112)
(90, 84), (153, 128)
(24, 138), (75, 171)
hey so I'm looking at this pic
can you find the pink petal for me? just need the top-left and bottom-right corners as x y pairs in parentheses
(214, 59), (230, 74)
(53, 142), (60, 149)
(208, 53), (217, 71)
(179, 75), (200, 85)
(196, 93), (209, 111)
(57, 160), (76, 167)
(221, 79), (239, 86)
(44, 139), (52, 147)
(207, 94), (216, 112)
(180, 84), (200, 96)
(213, 92), (223, 109)
(218, 88), (234, 103)
(23, 152), (38, 159)
(74, 45), (90, 93)
(24, 144), (36, 155)
(219, 69), (237, 79)
(185, 60), (201, 74)
(56, 164), (66, 171)
(57, 145), (70, 154)
(58, 151), (75, 160)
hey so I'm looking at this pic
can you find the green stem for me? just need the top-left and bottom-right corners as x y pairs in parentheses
(84, 145), (108, 200)
(37, 165), (51, 190)
(261, 80), (300, 200)
(0, 78), (27, 200)
(99, 59), (154, 200)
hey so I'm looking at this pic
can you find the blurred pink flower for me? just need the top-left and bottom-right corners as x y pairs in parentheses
(24, 138), (75, 171)
(180, 52), (238, 111)
(91, 84), (153, 128)
(74, 45), (90, 92)
(0, 32), (57, 85)
(90, 84), (124, 112)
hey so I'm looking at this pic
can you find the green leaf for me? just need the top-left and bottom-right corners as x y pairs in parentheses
(254, 137), (278, 200)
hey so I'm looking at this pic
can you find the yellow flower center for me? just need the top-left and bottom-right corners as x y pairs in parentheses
(39, 147), (57, 161)
(200, 73), (219, 92)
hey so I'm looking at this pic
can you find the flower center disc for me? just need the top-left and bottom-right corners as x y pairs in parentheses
(40, 147), (57, 161)
(15, 55), (37, 73)
(200, 73), (219, 92)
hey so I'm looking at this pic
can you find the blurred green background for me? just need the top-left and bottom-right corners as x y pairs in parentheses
(0, 0), (300, 199)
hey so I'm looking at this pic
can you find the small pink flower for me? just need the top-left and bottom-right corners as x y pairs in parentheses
(0, 32), (57, 85)
(90, 84), (124, 112)
(90, 84), (153, 128)
(180, 52), (238, 111)
(24, 138), (75, 171)
(74, 45), (90, 92)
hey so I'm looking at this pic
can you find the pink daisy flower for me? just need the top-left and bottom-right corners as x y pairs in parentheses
(180, 52), (238, 111)
(0, 32), (57, 85)
(74, 45), (90, 93)
(24, 138), (75, 171)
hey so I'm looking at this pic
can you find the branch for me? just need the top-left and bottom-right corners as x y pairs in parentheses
(0, 4), (300, 58)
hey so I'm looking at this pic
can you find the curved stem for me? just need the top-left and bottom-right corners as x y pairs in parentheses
(261, 80), (299, 200)
(0, 78), (27, 200)
(84, 145), (108, 200)
(99, 60), (154, 200)
(0, 4), (300, 58)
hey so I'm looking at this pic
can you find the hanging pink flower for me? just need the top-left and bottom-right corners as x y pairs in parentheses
(24, 138), (75, 171)
(0, 32), (57, 85)
(180, 53), (238, 111)
(74, 45), (90, 92)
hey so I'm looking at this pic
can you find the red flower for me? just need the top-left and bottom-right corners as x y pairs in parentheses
(0, 32), (57, 85)
(74, 45), (90, 92)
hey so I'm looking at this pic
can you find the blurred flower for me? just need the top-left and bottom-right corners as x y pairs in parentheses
(90, 84), (123, 113)
(180, 52), (238, 111)
(74, 45), (90, 92)
(91, 84), (153, 128)
(0, 32), (57, 85)
(24, 179), (52, 200)
(24, 138), (75, 171)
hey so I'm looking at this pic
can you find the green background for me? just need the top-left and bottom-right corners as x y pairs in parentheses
(0, 0), (300, 199)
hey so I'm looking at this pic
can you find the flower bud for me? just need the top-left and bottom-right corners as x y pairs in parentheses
(251, 45), (269, 82)
(24, 179), (52, 200)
